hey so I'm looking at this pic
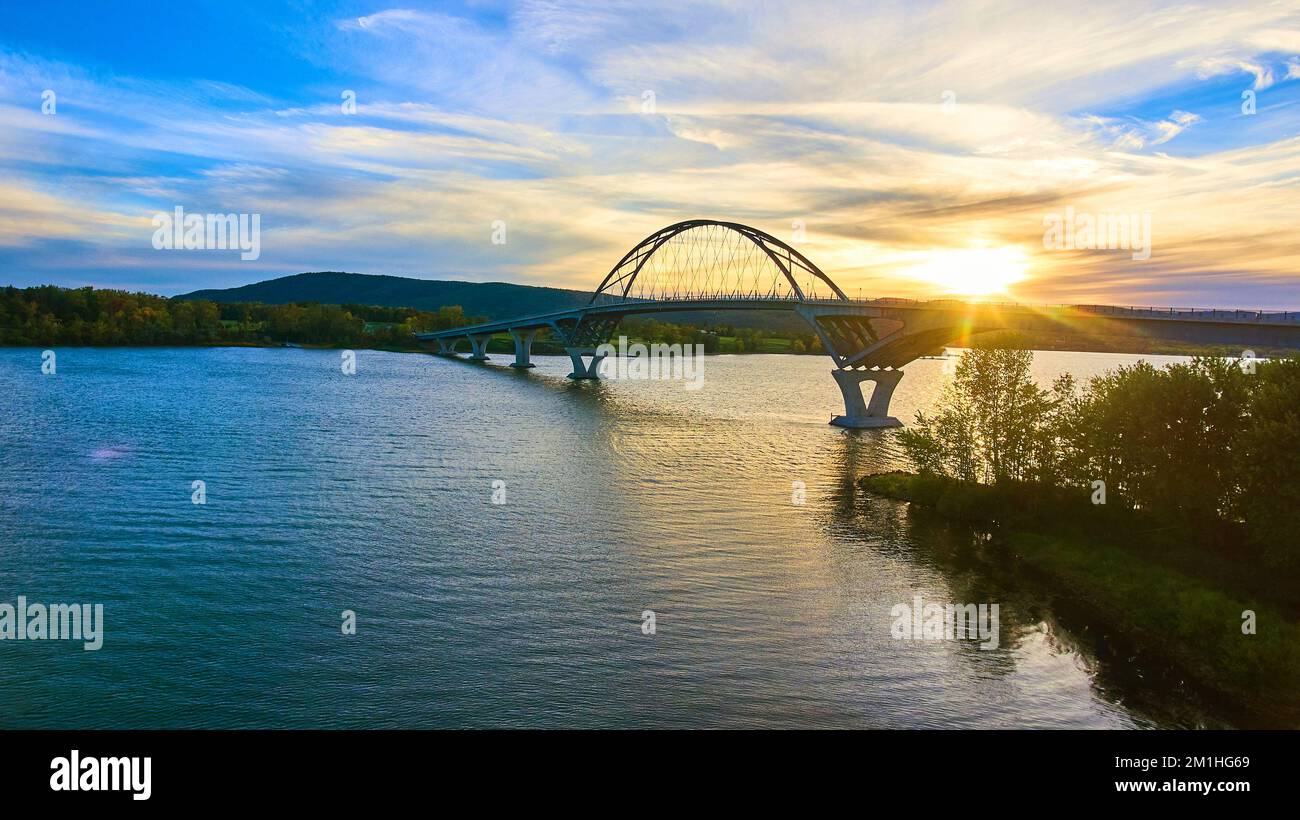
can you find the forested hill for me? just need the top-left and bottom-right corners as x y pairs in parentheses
(176, 272), (592, 321)
(175, 271), (814, 333)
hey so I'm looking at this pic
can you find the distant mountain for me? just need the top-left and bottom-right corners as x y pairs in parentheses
(175, 271), (592, 321)
(175, 271), (813, 332)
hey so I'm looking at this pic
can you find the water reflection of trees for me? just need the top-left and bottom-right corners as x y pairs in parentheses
(822, 432), (1229, 728)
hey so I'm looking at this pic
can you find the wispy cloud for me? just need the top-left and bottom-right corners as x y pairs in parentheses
(0, 0), (1297, 308)
(1188, 56), (1277, 90)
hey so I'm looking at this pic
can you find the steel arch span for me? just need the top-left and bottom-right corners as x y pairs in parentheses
(588, 220), (849, 304)
(416, 219), (1300, 429)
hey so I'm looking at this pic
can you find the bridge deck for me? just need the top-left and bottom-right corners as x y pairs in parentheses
(415, 297), (1300, 341)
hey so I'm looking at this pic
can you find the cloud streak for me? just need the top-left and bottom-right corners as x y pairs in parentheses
(0, 0), (1297, 308)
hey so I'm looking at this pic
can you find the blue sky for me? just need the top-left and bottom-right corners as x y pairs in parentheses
(1, 0), (1298, 306)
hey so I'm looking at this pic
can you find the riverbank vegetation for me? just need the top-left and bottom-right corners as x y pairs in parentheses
(0, 285), (483, 349)
(6, 284), (1294, 360)
(0, 284), (830, 354)
(861, 345), (1300, 715)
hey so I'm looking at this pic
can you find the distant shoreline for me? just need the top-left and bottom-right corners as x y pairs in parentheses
(3, 338), (1294, 358)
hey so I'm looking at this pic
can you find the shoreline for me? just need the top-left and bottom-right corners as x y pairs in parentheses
(2, 340), (1291, 357)
(859, 470), (1300, 727)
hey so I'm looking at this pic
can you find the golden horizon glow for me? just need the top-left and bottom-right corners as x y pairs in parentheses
(902, 245), (1031, 297)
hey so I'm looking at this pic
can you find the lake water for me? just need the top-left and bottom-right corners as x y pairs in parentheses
(0, 345), (1231, 728)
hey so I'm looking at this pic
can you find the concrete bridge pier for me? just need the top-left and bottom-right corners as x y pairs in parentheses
(830, 367), (904, 429)
(468, 334), (492, 361)
(436, 338), (460, 356)
(509, 328), (538, 368)
(565, 347), (607, 380)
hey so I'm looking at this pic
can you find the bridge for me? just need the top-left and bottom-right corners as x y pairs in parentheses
(417, 220), (1300, 428)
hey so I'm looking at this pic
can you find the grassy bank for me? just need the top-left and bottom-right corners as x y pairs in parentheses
(861, 470), (1300, 721)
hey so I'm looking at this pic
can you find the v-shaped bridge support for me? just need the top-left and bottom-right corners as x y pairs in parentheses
(793, 305), (908, 428)
(829, 368), (904, 428)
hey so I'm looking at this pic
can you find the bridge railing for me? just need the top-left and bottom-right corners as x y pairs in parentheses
(587, 293), (1300, 322)
(1068, 304), (1300, 322)
(590, 292), (806, 306)
(843, 297), (1300, 322)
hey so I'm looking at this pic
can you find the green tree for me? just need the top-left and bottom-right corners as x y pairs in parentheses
(1236, 358), (1300, 570)
(1068, 357), (1249, 526)
(899, 346), (1056, 484)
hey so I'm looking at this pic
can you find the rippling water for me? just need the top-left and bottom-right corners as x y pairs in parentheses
(0, 345), (1226, 728)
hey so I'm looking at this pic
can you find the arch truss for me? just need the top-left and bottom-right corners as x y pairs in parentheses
(589, 220), (849, 304)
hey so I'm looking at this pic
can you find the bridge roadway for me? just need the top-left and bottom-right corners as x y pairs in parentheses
(416, 295), (1300, 428)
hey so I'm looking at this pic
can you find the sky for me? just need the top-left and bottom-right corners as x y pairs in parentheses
(1, 0), (1298, 307)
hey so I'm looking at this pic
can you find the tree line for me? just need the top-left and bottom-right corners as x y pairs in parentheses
(898, 346), (1300, 574)
(0, 285), (483, 349)
(616, 318), (822, 354)
(2, 285), (829, 354)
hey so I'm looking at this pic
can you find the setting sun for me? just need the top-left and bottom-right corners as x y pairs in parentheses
(905, 246), (1030, 296)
